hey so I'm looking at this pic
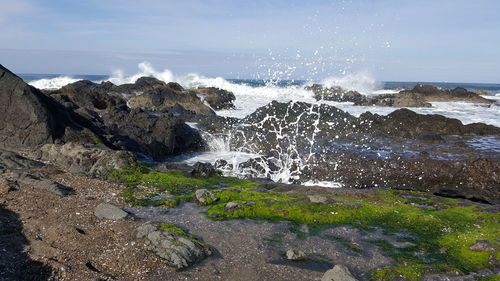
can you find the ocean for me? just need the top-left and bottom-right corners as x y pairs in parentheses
(17, 70), (500, 186)
(20, 72), (500, 127)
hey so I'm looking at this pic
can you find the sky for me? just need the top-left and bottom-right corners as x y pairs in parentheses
(0, 0), (499, 82)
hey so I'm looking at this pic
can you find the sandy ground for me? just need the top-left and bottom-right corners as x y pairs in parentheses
(0, 171), (400, 281)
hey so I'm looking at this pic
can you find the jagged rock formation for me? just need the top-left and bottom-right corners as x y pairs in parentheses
(0, 64), (205, 163)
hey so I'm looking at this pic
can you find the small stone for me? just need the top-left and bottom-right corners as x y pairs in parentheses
(225, 202), (240, 210)
(191, 162), (217, 178)
(299, 225), (309, 234)
(195, 189), (217, 204)
(286, 249), (306, 261)
(308, 194), (328, 204)
(94, 203), (128, 220)
(469, 239), (496, 252)
(321, 265), (358, 281)
(0, 177), (16, 193)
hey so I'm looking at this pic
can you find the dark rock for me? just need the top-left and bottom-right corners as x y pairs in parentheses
(94, 203), (128, 220)
(102, 108), (204, 161)
(355, 92), (432, 108)
(127, 83), (215, 116)
(0, 150), (44, 170)
(1, 65), (204, 163)
(10, 172), (75, 196)
(55, 80), (126, 110)
(214, 159), (229, 169)
(305, 84), (364, 103)
(0, 64), (60, 149)
(136, 222), (212, 269)
(402, 84), (494, 103)
(418, 133), (445, 143)
(191, 162), (217, 178)
(359, 109), (500, 138)
(197, 87), (236, 110)
(301, 154), (500, 204)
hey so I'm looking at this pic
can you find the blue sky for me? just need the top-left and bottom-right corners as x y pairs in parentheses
(0, 0), (499, 82)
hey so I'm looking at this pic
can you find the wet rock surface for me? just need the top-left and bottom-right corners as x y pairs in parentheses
(200, 101), (500, 203)
(197, 87), (236, 110)
(126, 203), (398, 280)
(191, 162), (217, 178)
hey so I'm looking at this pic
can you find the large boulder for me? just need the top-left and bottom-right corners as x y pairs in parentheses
(33, 143), (136, 178)
(0, 64), (59, 149)
(136, 222), (212, 269)
(102, 108), (204, 160)
(359, 109), (500, 138)
(196, 87), (236, 110)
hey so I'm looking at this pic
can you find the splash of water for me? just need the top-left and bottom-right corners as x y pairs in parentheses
(320, 72), (379, 95)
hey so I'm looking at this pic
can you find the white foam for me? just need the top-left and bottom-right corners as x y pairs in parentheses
(29, 76), (81, 90)
(303, 180), (343, 188)
(107, 62), (175, 85)
(320, 72), (379, 95)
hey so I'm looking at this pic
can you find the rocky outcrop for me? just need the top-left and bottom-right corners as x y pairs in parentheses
(209, 101), (499, 155)
(299, 154), (500, 204)
(308, 83), (495, 108)
(197, 87), (236, 110)
(0, 64), (61, 149)
(402, 84), (494, 103)
(354, 92), (432, 107)
(306, 84), (364, 103)
(202, 101), (500, 203)
(127, 82), (215, 116)
(53, 80), (126, 110)
(32, 143), (136, 178)
(1, 65), (205, 162)
(359, 109), (500, 138)
(101, 108), (204, 160)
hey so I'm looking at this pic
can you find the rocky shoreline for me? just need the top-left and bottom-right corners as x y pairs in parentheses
(1, 64), (499, 280)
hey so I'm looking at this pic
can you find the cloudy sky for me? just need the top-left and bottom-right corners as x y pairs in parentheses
(0, 0), (499, 82)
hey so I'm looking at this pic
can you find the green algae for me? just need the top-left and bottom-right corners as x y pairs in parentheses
(110, 163), (258, 206)
(111, 164), (499, 280)
(204, 187), (499, 280)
